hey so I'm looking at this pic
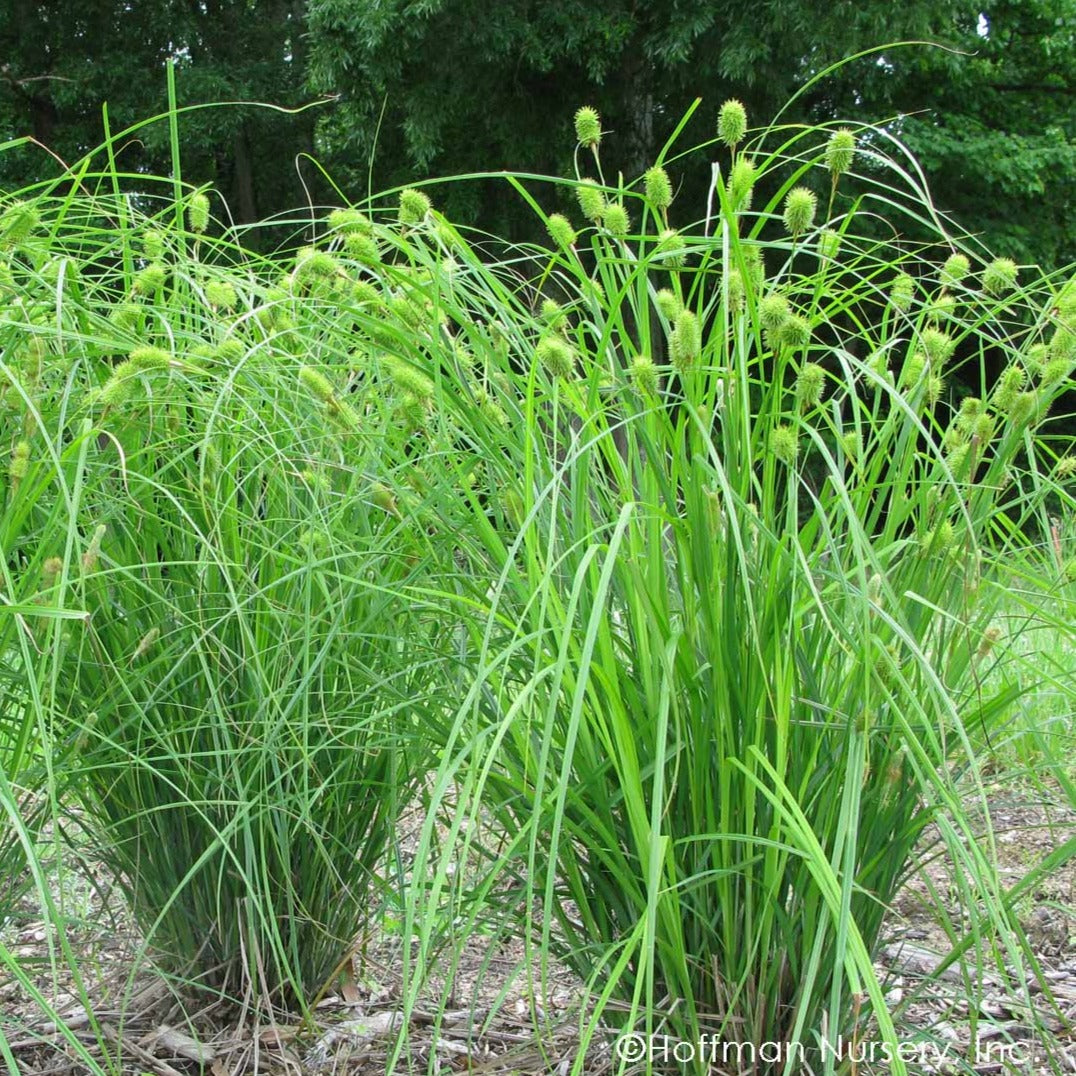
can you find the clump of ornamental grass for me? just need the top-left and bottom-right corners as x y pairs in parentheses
(0, 186), (474, 1014)
(2, 88), (1074, 1076)
(391, 99), (1076, 1076)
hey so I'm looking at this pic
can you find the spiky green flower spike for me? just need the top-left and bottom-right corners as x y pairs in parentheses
(727, 157), (757, 211)
(576, 179), (606, 223)
(546, 213), (577, 250)
(574, 106), (602, 150)
(644, 166), (673, 211)
(603, 202), (631, 238)
(940, 253), (971, 288)
(188, 193), (210, 234)
(824, 129), (856, 179)
(782, 187), (817, 237)
(399, 188), (432, 226)
(982, 257), (1018, 295)
(718, 99), (748, 149)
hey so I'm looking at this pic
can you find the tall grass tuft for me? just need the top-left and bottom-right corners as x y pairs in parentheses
(392, 106), (1075, 1071)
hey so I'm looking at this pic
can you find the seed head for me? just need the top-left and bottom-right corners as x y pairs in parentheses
(1008, 390), (1037, 426)
(0, 200), (40, 247)
(671, 308), (701, 368)
(727, 269), (745, 309)
(546, 213), (577, 250)
(133, 263), (166, 295)
(42, 557), (63, 587)
(782, 187), (817, 237)
(890, 272), (915, 313)
(1049, 325), (1076, 362)
(214, 339), (245, 364)
(922, 519), (955, 555)
(817, 228), (841, 261)
(629, 355), (659, 396)
(399, 188), (432, 226)
(383, 355), (434, 400)
(1055, 456), (1076, 480)
(656, 229), (686, 269)
(717, 99), (748, 149)
(841, 430), (860, 462)
(294, 247), (339, 280)
(99, 362), (138, 409)
(298, 365), (336, 403)
(796, 361), (826, 409)
(776, 313), (810, 350)
(955, 396), (983, 434)
(1042, 358), (1071, 386)
(540, 297), (567, 330)
(82, 524), (106, 573)
(928, 293), (957, 321)
(925, 374), (945, 406)
(758, 293), (790, 332)
(644, 166), (673, 210)
(940, 253), (971, 287)
(994, 364), (1026, 411)
(576, 179), (606, 223)
(345, 232), (381, 264)
(133, 627), (160, 661)
(972, 412), (995, 445)
(771, 424), (799, 464)
(535, 335), (574, 379)
(902, 353), (927, 387)
(919, 327), (955, 366)
(726, 157), (757, 210)
(982, 257), (1018, 295)
(205, 280), (237, 310)
(603, 202), (630, 238)
(655, 288), (682, 321)
(824, 128), (856, 178)
(188, 193), (210, 234)
(574, 106), (602, 149)
(109, 303), (142, 331)
(977, 625), (1003, 659)
(9, 440), (30, 485)
(328, 208), (372, 235)
(128, 346), (171, 372)
(142, 228), (166, 261)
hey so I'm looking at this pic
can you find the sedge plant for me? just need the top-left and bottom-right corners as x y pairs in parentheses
(385, 107), (1076, 1073)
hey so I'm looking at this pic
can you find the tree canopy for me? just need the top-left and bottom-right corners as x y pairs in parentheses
(1, 0), (1073, 266)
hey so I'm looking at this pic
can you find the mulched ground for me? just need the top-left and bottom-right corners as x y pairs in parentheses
(3, 787), (1074, 1075)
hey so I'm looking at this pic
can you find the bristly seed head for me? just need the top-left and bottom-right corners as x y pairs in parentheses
(726, 157), (757, 211)
(940, 253), (971, 287)
(782, 187), (817, 237)
(629, 355), (659, 396)
(644, 166), (673, 210)
(546, 213), (577, 250)
(188, 193), (210, 235)
(824, 128), (856, 178)
(574, 106), (602, 149)
(398, 188), (432, 226)
(890, 272), (915, 312)
(576, 179), (606, 223)
(717, 99), (748, 149)
(205, 280), (237, 310)
(771, 424), (799, 464)
(796, 361), (826, 409)
(758, 293), (791, 332)
(655, 288), (682, 321)
(602, 202), (630, 238)
(535, 334), (575, 379)
(982, 257), (1018, 295)
(9, 440), (30, 485)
